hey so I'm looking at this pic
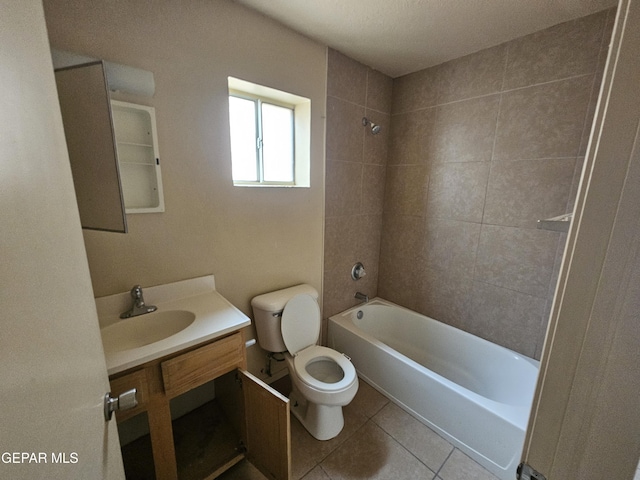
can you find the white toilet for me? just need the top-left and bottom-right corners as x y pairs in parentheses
(251, 284), (359, 440)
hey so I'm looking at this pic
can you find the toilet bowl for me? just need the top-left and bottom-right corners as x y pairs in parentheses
(251, 285), (359, 440)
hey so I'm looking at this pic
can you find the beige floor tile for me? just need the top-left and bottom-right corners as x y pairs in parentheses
(291, 407), (369, 480)
(345, 376), (390, 418)
(320, 421), (436, 480)
(438, 449), (500, 480)
(373, 402), (454, 472)
(301, 465), (332, 480)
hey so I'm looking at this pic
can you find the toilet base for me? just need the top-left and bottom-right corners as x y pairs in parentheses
(289, 388), (345, 441)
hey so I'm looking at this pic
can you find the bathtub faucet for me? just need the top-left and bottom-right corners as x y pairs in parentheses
(354, 292), (369, 303)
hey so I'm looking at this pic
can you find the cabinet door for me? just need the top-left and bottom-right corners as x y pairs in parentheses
(54, 61), (127, 233)
(240, 370), (291, 480)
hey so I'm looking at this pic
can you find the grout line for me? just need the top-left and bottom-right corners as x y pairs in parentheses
(391, 71), (596, 116)
(433, 447), (456, 477)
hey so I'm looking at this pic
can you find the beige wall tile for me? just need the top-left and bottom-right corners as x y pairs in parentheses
(423, 218), (481, 275)
(467, 281), (547, 357)
(325, 160), (362, 217)
(384, 165), (429, 217)
(378, 214), (425, 309)
(324, 215), (361, 271)
(437, 43), (507, 104)
(483, 157), (577, 228)
(503, 10), (607, 90)
(475, 225), (559, 298)
(327, 48), (367, 104)
(416, 268), (473, 330)
(323, 213), (381, 318)
(427, 162), (490, 223)
(567, 156), (586, 212)
(326, 96), (365, 162)
(362, 164), (387, 215)
(431, 95), (501, 164)
(493, 75), (593, 161)
(392, 67), (439, 114)
(388, 108), (436, 165)
(367, 68), (394, 114)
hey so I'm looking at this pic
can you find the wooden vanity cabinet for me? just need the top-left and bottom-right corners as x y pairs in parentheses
(108, 331), (291, 480)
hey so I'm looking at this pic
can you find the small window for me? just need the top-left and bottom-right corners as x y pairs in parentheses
(228, 77), (310, 187)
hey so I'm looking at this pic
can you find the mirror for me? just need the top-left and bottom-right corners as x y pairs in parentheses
(55, 61), (127, 233)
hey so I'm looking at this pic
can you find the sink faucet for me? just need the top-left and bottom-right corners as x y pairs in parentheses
(120, 285), (157, 319)
(354, 292), (369, 303)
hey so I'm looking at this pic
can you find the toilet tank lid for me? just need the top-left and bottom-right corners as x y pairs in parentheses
(251, 284), (319, 312)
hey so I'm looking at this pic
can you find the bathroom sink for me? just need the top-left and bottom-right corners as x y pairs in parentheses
(101, 310), (196, 353)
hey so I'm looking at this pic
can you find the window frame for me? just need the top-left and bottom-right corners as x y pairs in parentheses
(227, 76), (311, 189)
(229, 89), (296, 186)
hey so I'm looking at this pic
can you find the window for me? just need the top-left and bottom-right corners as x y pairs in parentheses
(228, 77), (310, 187)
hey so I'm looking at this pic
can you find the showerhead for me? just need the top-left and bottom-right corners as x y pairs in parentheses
(362, 117), (382, 135)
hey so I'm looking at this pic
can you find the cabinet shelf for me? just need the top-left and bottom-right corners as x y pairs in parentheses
(111, 100), (165, 213)
(118, 141), (154, 148)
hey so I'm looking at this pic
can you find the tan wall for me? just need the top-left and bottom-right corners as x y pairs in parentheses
(324, 10), (614, 359)
(43, 0), (327, 376)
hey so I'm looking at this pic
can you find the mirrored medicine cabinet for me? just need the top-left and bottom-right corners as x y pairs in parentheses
(54, 60), (164, 233)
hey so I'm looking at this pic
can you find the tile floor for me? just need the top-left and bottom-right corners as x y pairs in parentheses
(219, 377), (500, 480)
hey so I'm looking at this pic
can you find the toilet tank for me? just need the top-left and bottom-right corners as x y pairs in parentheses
(251, 284), (319, 353)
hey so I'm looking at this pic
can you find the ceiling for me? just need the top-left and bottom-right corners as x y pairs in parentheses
(235, 0), (617, 78)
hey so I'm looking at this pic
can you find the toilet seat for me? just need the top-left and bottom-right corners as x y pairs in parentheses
(293, 345), (357, 392)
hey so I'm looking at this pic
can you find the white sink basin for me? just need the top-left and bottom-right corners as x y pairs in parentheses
(101, 310), (196, 352)
(96, 276), (251, 375)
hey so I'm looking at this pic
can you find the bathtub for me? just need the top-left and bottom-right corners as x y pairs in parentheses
(327, 298), (539, 480)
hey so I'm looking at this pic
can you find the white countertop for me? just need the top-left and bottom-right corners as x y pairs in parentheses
(95, 275), (251, 375)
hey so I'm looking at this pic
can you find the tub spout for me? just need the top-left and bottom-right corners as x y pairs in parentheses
(354, 292), (369, 303)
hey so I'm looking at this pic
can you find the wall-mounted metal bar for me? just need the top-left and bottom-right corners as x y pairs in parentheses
(537, 213), (573, 232)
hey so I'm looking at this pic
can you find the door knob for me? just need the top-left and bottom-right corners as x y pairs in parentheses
(103, 388), (138, 421)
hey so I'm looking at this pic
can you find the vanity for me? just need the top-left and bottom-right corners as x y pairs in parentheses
(97, 276), (290, 480)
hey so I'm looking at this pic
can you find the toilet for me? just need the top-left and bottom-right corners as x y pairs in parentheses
(251, 284), (359, 440)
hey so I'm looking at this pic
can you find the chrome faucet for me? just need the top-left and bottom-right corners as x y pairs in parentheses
(354, 292), (369, 303)
(120, 285), (157, 319)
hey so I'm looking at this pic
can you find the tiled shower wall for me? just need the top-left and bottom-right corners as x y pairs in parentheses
(323, 50), (392, 319)
(323, 9), (614, 358)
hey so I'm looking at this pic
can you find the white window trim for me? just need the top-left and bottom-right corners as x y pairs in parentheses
(228, 76), (311, 188)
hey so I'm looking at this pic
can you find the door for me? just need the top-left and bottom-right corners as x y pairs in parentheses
(0, 1), (125, 479)
(520, 0), (640, 478)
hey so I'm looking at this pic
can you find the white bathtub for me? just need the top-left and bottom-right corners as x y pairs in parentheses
(327, 298), (539, 480)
